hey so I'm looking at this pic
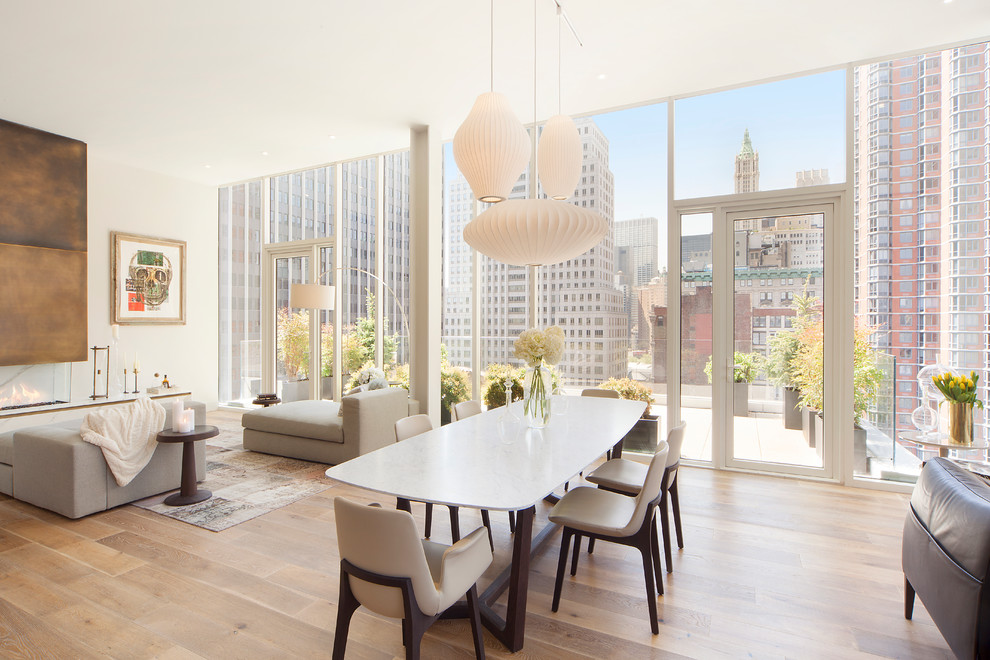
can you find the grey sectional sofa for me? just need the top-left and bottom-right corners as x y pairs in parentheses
(241, 387), (408, 464)
(0, 400), (206, 519)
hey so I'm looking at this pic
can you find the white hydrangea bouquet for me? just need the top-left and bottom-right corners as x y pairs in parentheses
(514, 326), (564, 428)
(355, 365), (386, 386)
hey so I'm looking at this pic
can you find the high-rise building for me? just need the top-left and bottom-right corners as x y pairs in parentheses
(853, 43), (990, 438)
(442, 174), (474, 365)
(796, 169), (830, 187)
(616, 217), (660, 350)
(734, 128), (760, 194)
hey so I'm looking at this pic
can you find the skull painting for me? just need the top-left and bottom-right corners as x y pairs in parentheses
(127, 250), (173, 308)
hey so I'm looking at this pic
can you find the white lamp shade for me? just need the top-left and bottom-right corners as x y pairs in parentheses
(453, 92), (531, 203)
(290, 283), (335, 310)
(538, 114), (582, 200)
(463, 198), (608, 266)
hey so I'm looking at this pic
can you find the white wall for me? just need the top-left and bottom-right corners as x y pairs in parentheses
(79, 153), (219, 408)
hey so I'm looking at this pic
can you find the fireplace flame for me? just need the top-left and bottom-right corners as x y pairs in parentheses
(0, 384), (44, 408)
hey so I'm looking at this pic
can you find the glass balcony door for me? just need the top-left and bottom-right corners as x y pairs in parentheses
(721, 205), (830, 477)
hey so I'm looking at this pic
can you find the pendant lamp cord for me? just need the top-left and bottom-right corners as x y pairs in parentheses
(557, 5), (562, 115)
(490, 0), (494, 91)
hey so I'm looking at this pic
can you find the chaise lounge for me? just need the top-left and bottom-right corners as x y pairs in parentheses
(241, 387), (409, 464)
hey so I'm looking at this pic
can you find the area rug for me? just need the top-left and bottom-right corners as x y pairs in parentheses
(132, 431), (333, 532)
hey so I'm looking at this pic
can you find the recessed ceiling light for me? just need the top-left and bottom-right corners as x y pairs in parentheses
(261, 151), (269, 156)
(204, 164), (212, 169)
(329, 135), (337, 140)
(943, 0), (953, 4)
(597, 74), (607, 80)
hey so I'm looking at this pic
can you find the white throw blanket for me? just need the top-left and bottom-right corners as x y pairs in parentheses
(80, 397), (167, 487)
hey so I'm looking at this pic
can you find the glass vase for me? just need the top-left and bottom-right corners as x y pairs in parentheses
(947, 401), (974, 446)
(523, 362), (552, 429)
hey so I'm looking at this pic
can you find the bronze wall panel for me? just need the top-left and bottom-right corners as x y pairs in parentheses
(0, 244), (88, 366)
(0, 118), (87, 252)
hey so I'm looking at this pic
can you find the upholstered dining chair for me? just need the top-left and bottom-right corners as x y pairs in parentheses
(573, 387), (624, 472)
(452, 400), (483, 421)
(394, 414), (495, 550)
(585, 422), (687, 574)
(333, 497), (492, 660)
(548, 441), (670, 634)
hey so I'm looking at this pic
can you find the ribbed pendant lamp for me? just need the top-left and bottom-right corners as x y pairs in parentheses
(452, 0), (530, 204)
(537, 6), (581, 200)
(463, 198), (608, 267)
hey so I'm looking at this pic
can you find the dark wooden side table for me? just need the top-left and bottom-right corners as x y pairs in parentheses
(156, 425), (219, 506)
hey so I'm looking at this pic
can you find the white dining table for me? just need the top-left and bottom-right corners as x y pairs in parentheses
(325, 395), (646, 651)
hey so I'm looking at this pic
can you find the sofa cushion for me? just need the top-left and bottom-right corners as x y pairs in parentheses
(0, 432), (12, 466)
(242, 400), (344, 444)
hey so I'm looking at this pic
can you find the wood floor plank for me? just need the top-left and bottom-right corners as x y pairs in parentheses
(0, 409), (956, 658)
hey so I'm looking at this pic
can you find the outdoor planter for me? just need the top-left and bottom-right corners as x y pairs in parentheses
(734, 382), (749, 417)
(802, 406), (818, 448)
(621, 414), (661, 454)
(783, 387), (802, 430)
(281, 379), (310, 403)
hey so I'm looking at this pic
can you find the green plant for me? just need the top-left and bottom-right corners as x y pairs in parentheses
(440, 349), (470, 424)
(320, 324), (333, 377)
(932, 371), (983, 408)
(482, 363), (525, 408)
(598, 377), (655, 416)
(790, 308), (883, 425)
(704, 351), (765, 385)
(276, 308), (310, 380)
(766, 287), (818, 389)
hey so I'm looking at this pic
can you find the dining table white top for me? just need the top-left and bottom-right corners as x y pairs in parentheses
(325, 395), (647, 512)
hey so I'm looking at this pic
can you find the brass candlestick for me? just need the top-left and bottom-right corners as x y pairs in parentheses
(132, 369), (140, 394)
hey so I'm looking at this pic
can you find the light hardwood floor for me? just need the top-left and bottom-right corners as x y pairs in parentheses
(0, 409), (952, 658)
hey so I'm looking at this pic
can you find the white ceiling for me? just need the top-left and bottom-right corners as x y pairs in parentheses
(1, 1), (988, 186)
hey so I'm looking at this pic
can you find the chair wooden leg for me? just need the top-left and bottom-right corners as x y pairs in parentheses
(670, 478), (684, 549)
(570, 533), (582, 576)
(904, 576), (915, 620)
(552, 528), (573, 612)
(449, 506), (461, 542)
(587, 536), (596, 554)
(424, 503), (433, 539)
(659, 491), (673, 573)
(480, 509), (494, 552)
(332, 574), (360, 660)
(466, 584), (486, 660)
(639, 538), (660, 635)
(508, 510), (516, 534)
(650, 515), (664, 595)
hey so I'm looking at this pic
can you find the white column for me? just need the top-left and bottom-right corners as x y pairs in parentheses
(332, 166), (344, 400)
(374, 155), (385, 366)
(410, 125), (442, 425)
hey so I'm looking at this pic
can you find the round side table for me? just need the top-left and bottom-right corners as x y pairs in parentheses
(156, 425), (219, 506)
(252, 395), (281, 407)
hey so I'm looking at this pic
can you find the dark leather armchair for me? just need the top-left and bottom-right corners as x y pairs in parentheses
(903, 457), (990, 659)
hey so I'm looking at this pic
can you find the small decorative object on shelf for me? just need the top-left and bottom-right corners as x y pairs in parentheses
(90, 346), (110, 399)
(933, 370), (982, 445)
(514, 326), (564, 429)
(131, 356), (140, 394)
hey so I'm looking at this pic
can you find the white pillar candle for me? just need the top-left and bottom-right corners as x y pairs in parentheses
(171, 400), (183, 432)
(178, 410), (195, 433)
(111, 324), (119, 340)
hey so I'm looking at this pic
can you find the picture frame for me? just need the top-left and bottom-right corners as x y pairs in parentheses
(111, 231), (186, 325)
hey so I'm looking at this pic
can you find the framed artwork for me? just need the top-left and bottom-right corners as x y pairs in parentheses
(111, 231), (186, 325)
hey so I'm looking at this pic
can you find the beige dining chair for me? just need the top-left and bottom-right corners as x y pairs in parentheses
(333, 497), (492, 660)
(580, 387), (620, 399)
(394, 414), (494, 550)
(452, 400), (483, 421)
(584, 422), (687, 574)
(548, 441), (670, 634)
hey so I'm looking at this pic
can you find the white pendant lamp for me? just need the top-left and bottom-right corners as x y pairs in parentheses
(453, 92), (531, 203)
(452, 0), (530, 204)
(463, 198), (608, 266)
(537, 4), (582, 201)
(538, 114), (581, 200)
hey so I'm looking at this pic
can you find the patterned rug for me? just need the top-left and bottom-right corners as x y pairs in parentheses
(132, 429), (333, 532)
